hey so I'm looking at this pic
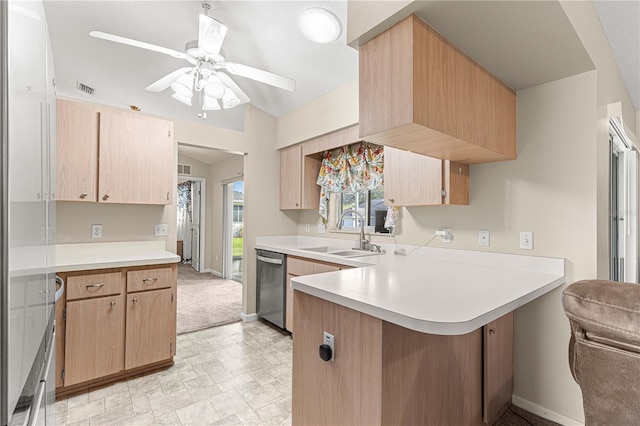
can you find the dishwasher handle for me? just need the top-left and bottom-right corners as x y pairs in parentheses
(257, 255), (283, 265)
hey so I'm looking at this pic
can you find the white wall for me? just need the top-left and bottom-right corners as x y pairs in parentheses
(275, 79), (358, 149)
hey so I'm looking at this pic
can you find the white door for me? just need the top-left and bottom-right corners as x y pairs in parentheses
(191, 181), (201, 272)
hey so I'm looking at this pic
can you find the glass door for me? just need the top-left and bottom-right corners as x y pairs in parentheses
(222, 180), (244, 282)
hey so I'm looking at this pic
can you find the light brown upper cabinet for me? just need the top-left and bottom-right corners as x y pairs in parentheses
(279, 144), (321, 210)
(384, 146), (468, 206)
(56, 99), (174, 205)
(99, 110), (173, 204)
(359, 15), (516, 165)
(56, 99), (99, 202)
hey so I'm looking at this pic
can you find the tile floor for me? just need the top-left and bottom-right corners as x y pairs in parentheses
(55, 321), (293, 426)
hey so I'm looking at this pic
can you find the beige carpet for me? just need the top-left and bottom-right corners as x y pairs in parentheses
(177, 264), (243, 334)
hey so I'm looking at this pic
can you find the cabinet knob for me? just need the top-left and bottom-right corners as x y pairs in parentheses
(388, 197), (395, 204)
(489, 328), (496, 335)
(319, 344), (332, 362)
(80, 192), (88, 199)
(103, 194), (110, 200)
(132, 297), (138, 304)
(110, 301), (116, 307)
(295, 202), (299, 207)
(142, 277), (157, 283)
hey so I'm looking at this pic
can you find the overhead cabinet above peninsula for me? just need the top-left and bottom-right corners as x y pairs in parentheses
(56, 99), (174, 205)
(359, 15), (516, 164)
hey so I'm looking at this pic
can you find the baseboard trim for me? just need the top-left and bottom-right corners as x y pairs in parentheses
(203, 268), (222, 277)
(512, 395), (584, 426)
(241, 312), (259, 322)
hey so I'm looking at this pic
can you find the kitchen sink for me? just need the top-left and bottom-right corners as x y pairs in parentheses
(300, 247), (381, 258)
(300, 246), (333, 252)
(326, 250), (380, 258)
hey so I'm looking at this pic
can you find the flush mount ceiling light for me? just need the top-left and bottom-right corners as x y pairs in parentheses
(299, 7), (342, 43)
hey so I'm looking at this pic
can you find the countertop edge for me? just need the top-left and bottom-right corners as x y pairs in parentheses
(292, 275), (566, 335)
(57, 255), (180, 273)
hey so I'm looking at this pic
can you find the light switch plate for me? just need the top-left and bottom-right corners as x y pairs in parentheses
(520, 231), (533, 250)
(91, 224), (102, 239)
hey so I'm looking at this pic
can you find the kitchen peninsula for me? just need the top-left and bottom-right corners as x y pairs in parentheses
(255, 236), (565, 425)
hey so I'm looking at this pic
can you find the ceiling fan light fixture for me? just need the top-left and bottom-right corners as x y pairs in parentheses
(298, 7), (341, 44)
(170, 73), (194, 98)
(203, 95), (221, 110)
(204, 81), (226, 99)
(222, 88), (241, 109)
(172, 92), (192, 106)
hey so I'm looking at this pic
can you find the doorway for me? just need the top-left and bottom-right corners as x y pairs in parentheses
(223, 180), (244, 282)
(609, 117), (638, 282)
(177, 177), (206, 272)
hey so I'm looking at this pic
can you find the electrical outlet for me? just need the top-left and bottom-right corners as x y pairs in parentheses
(479, 230), (490, 247)
(91, 224), (102, 239)
(318, 222), (325, 233)
(154, 224), (168, 236)
(436, 228), (452, 243)
(305, 224), (310, 233)
(323, 331), (335, 361)
(520, 231), (533, 250)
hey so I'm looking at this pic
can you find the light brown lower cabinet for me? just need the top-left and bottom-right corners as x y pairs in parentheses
(285, 256), (348, 334)
(64, 294), (125, 386)
(125, 289), (174, 369)
(292, 291), (513, 425)
(56, 263), (177, 398)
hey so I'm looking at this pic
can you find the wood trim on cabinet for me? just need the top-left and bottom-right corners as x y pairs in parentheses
(55, 359), (174, 399)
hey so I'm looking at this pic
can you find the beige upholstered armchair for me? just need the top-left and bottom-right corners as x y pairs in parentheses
(563, 280), (640, 425)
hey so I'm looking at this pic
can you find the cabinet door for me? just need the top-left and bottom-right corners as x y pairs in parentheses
(279, 144), (302, 209)
(125, 289), (174, 369)
(64, 295), (125, 386)
(99, 111), (173, 204)
(483, 312), (514, 423)
(384, 146), (443, 206)
(56, 99), (99, 202)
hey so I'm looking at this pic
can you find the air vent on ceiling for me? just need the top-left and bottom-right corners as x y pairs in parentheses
(178, 163), (192, 176)
(75, 81), (95, 95)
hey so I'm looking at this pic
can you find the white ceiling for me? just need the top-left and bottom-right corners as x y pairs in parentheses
(43, 1), (638, 137)
(593, 0), (640, 111)
(43, 0), (358, 132)
(178, 143), (241, 165)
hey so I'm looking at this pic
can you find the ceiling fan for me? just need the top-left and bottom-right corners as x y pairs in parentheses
(89, 2), (296, 112)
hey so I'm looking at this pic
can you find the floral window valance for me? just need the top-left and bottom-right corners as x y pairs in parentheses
(316, 142), (384, 222)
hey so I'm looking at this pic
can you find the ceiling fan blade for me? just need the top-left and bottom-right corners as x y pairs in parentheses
(90, 31), (197, 65)
(222, 62), (296, 92)
(217, 72), (251, 104)
(145, 67), (193, 92)
(198, 14), (228, 57)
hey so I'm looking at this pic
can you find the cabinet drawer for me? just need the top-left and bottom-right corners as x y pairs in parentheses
(66, 272), (122, 301)
(127, 267), (173, 292)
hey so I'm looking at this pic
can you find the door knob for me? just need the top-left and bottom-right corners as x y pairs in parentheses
(103, 194), (110, 200)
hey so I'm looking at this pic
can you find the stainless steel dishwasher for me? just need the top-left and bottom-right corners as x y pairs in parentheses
(256, 250), (286, 329)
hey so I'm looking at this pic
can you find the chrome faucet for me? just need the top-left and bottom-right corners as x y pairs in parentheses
(337, 210), (369, 250)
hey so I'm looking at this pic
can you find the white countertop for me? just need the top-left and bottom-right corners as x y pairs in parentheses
(256, 235), (565, 335)
(56, 241), (180, 272)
